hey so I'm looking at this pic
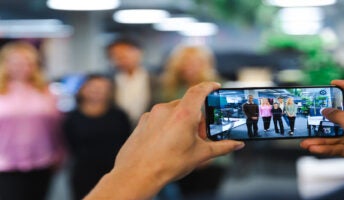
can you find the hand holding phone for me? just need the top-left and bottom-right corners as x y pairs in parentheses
(205, 85), (344, 141)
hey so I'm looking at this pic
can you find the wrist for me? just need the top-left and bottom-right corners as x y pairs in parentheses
(84, 164), (169, 200)
(109, 164), (169, 199)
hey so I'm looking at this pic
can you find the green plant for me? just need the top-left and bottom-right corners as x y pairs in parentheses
(192, 0), (277, 27)
(263, 33), (344, 85)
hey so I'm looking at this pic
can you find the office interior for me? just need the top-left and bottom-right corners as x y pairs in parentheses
(2, 0), (344, 199)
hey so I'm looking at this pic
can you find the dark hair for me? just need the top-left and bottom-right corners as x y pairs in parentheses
(277, 96), (283, 99)
(76, 74), (114, 105)
(273, 102), (279, 105)
(106, 37), (142, 52)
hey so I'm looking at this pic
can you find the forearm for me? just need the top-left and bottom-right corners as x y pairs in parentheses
(84, 167), (167, 200)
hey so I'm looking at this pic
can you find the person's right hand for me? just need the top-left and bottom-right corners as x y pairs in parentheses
(84, 82), (245, 200)
(113, 82), (245, 183)
(300, 80), (344, 156)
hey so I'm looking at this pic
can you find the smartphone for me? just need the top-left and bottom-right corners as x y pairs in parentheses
(205, 85), (344, 141)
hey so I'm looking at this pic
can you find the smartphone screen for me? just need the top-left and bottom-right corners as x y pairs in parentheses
(205, 86), (344, 141)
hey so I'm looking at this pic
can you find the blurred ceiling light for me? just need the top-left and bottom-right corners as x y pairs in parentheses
(281, 21), (322, 35)
(320, 28), (338, 49)
(0, 19), (73, 38)
(278, 7), (323, 35)
(278, 7), (324, 22)
(179, 22), (218, 37)
(47, 0), (120, 10)
(153, 17), (197, 31)
(113, 9), (169, 24)
(265, 0), (336, 7)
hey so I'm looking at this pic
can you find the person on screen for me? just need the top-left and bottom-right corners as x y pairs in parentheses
(243, 95), (259, 137)
(277, 97), (290, 127)
(259, 98), (272, 132)
(272, 102), (284, 134)
(285, 97), (297, 135)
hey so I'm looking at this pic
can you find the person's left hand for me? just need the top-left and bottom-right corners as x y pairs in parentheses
(300, 108), (344, 156)
(300, 80), (344, 156)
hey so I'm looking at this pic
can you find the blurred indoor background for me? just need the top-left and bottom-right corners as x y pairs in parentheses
(1, 0), (344, 200)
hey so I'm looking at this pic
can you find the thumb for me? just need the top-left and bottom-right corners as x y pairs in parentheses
(206, 140), (245, 158)
(322, 108), (344, 127)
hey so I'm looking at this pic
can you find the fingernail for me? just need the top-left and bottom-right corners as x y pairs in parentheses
(234, 142), (245, 150)
(321, 108), (337, 116)
(214, 82), (221, 87)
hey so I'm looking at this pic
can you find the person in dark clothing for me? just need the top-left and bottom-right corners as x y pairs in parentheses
(63, 74), (131, 200)
(272, 102), (284, 134)
(242, 95), (259, 137)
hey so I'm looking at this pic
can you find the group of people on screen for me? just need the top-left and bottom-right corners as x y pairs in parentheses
(243, 95), (297, 137)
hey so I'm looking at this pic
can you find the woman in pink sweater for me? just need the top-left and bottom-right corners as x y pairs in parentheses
(259, 98), (272, 132)
(0, 41), (64, 200)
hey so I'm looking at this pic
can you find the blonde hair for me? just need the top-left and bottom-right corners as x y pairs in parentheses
(286, 97), (294, 105)
(161, 45), (218, 100)
(0, 41), (46, 94)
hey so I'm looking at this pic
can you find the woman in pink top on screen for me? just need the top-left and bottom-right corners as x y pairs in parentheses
(0, 41), (64, 200)
(259, 98), (272, 132)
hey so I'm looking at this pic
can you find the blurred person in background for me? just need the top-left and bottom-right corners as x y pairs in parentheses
(0, 41), (64, 200)
(285, 97), (297, 135)
(63, 74), (131, 200)
(106, 37), (156, 127)
(160, 44), (229, 199)
(259, 98), (272, 132)
(160, 44), (219, 102)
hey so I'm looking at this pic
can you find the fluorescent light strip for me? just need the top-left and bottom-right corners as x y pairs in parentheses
(179, 22), (218, 37)
(0, 19), (73, 38)
(153, 17), (197, 31)
(47, 0), (120, 11)
(265, 0), (336, 7)
(281, 21), (322, 35)
(278, 7), (324, 22)
(113, 9), (170, 24)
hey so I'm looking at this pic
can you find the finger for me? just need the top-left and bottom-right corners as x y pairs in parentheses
(179, 82), (221, 114)
(167, 99), (181, 107)
(205, 140), (245, 158)
(331, 80), (344, 89)
(300, 138), (344, 149)
(198, 114), (207, 139)
(308, 144), (344, 156)
(321, 108), (344, 126)
(131, 112), (150, 135)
